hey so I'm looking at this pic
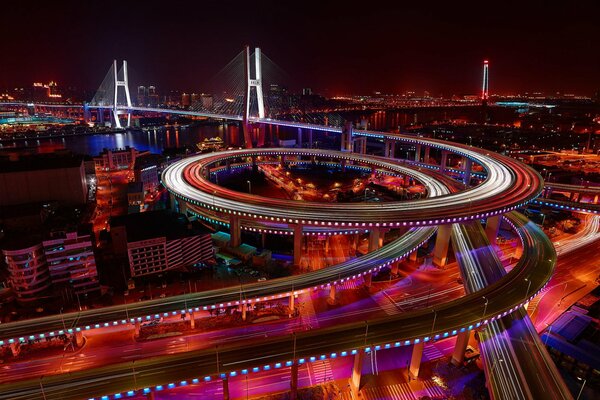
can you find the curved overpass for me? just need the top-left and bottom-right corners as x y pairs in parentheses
(0, 211), (557, 400)
(163, 146), (542, 226)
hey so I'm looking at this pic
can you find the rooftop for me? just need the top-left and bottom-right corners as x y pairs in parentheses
(111, 210), (210, 243)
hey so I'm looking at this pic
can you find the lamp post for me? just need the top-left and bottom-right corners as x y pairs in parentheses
(247, 180), (251, 194)
(576, 377), (587, 400)
(430, 309), (437, 337)
(482, 296), (489, 323)
(524, 278), (532, 302)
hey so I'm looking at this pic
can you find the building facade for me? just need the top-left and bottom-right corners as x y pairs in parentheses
(43, 231), (100, 296)
(2, 243), (52, 303)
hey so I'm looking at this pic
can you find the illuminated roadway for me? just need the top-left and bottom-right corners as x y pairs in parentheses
(452, 213), (571, 399)
(0, 211), (558, 400)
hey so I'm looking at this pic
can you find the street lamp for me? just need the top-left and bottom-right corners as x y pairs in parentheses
(430, 309), (437, 336)
(247, 180), (251, 194)
(576, 377), (587, 400)
(524, 278), (532, 302)
(482, 296), (488, 322)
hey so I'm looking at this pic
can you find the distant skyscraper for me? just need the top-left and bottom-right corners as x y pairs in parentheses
(302, 88), (312, 96)
(148, 86), (159, 107)
(482, 60), (489, 101)
(137, 86), (147, 106)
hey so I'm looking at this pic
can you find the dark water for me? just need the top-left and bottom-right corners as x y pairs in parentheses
(0, 107), (512, 156)
(0, 125), (234, 156)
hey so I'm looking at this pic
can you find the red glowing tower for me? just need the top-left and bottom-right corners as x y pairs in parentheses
(482, 60), (489, 102)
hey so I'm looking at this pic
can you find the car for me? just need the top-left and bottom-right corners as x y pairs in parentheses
(257, 277), (267, 282)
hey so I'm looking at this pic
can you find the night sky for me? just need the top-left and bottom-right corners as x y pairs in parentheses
(2, 0), (600, 96)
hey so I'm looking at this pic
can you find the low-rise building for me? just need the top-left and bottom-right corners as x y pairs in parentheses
(93, 146), (149, 171)
(110, 211), (214, 278)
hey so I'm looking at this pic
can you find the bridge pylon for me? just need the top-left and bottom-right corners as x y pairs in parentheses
(242, 46), (265, 148)
(112, 60), (132, 128)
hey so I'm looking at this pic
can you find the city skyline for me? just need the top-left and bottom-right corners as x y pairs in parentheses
(2, 1), (600, 96)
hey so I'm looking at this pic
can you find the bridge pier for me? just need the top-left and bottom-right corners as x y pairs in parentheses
(440, 151), (449, 174)
(293, 224), (303, 266)
(74, 331), (84, 347)
(414, 144), (421, 162)
(186, 311), (196, 329)
(134, 320), (141, 336)
(354, 136), (367, 154)
(297, 128), (302, 147)
(9, 342), (20, 357)
(222, 377), (230, 400)
(289, 293), (295, 317)
(368, 227), (381, 252)
(230, 215), (241, 247)
(462, 158), (473, 186)
(390, 261), (400, 276)
(308, 129), (313, 148)
(290, 363), (299, 400)
(409, 249), (418, 262)
(485, 215), (502, 245)
(451, 331), (471, 366)
(280, 155), (286, 168)
(349, 350), (365, 398)
(433, 224), (452, 267)
(363, 272), (372, 288)
(423, 146), (430, 164)
(341, 159), (347, 172)
(329, 284), (337, 303)
(241, 303), (247, 321)
(384, 140), (395, 158)
(409, 342), (425, 380)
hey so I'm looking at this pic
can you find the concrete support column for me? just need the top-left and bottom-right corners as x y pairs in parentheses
(440, 150), (448, 174)
(74, 331), (84, 347)
(349, 350), (365, 398)
(341, 159), (347, 172)
(280, 155), (286, 168)
(594, 194), (599, 204)
(433, 224), (452, 267)
(251, 155), (257, 168)
(297, 128), (302, 147)
(363, 272), (372, 288)
(225, 160), (231, 172)
(241, 304), (247, 321)
(409, 249), (418, 262)
(409, 342), (425, 380)
(415, 144), (421, 162)
(290, 363), (299, 400)
(341, 121), (353, 152)
(222, 377), (230, 400)
(485, 215), (502, 245)
(424, 146), (430, 164)
(134, 320), (141, 336)
(293, 224), (302, 266)
(368, 227), (381, 252)
(308, 129), (313, 148)
(230, 215), (241, 247)
(329, 285), (336, 303)
(10, 342), (20, 357)
(289, 294), (295, 317)
(462, 158), (473, 186)
(390, 261), (399, 276)
(187, 311), (195, 329)
(451, 331), (471, 366)
(384, 140), (395, 158)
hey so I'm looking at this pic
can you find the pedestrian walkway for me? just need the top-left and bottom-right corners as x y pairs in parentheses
(308, 359), (333, 385)
(422, 344), (445, 361)
(422, 379), (447, 398)
(299, 293), (319, 330)
(341, 382), (417, 400)
(372, 290), (400, 316)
